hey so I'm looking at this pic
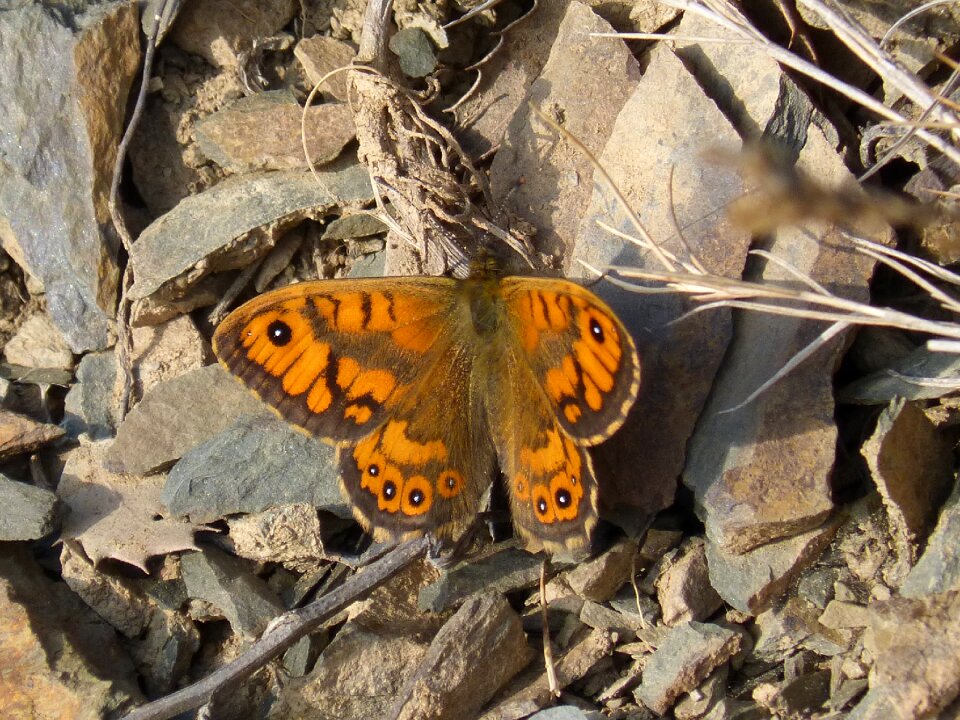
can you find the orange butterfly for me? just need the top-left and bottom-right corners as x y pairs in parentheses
(213, 274), (640, 554)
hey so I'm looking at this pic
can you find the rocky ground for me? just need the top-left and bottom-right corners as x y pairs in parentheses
(1, 0), (959, 718)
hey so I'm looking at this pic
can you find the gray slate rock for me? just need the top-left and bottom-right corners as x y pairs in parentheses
(163, 414), (345, 524)
(839, 344), (960, 404)
(0, 2), (140, 352)
(63, 351), (119, 441)
(529, 707), (596, 719)
(0, 475), (61, 540)
(705, 518), (841, 614)
(104, 365), (266, 475)
(180, 545), (284, 638)
(128, 163), (373, 311)
(389, 28), (437, 78)
(418, 547), (544, 613)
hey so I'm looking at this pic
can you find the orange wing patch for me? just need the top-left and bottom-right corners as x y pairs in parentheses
(515, 288), (573, 351)
(347, 419), (466, 520)
(518, 430), (585, 526)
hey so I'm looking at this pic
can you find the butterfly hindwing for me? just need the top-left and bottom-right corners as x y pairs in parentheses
(488, 356), (600, 553)
(337, 342), (495, 541)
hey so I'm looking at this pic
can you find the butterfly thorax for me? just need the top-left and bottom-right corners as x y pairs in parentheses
(461, 276), (506, 339)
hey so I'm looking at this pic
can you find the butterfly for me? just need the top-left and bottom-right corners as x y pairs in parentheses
(212, 274), (640, 554)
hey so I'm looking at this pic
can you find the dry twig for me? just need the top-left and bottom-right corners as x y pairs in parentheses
(122, 537), (430, 720)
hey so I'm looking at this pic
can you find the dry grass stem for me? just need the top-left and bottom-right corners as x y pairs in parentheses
(588, 238), (960, 347)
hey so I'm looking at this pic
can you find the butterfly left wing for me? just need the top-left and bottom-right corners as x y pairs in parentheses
(489, 277), (641, 554)
(213, 277), (494, 543)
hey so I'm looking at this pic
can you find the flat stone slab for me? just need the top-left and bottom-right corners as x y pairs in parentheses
(129, 163), (373, 311)
(105, 365), (266, 475)
(163, 414), (344, 524)
(634, 622), (742, 715)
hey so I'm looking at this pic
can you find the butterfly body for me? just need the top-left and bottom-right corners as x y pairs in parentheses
(213, 274), (640, 554)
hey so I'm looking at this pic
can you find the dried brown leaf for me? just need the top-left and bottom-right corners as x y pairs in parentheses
(59, 441), (198, 572)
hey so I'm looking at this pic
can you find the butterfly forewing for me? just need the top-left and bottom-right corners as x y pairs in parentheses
(213, 277), (459, 443)
(497, 277), (640, 444)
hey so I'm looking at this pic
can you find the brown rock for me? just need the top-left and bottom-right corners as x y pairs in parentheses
(638, 528), (684, 563)
(706, 517), (841, 614)
(753, 669), (831, 717)
(685, 140), (879, 554)
(634, 621), (742, 715)
(168, 0), (297, 69)
(131, 275), (234, 327)
(656, 538), (724, 626)
(676, 3), (892, 555)
(60, 542), (152, 638)
(819, 600), (870, 630)
(579, 600), (642, 638)
(489, 1), (640, 261)
(104, 364), (267, 475)
(851, 591), (960, 719)
(0, 409), (64, 462)
(295, 35), (356, 100)
(455, 0), (574, 157)
(195, 90), (355, 172)
(862, 398), (954, 569)
(563, 537), (637, 602)
(751, 598), (823, 661)
(0, 546), (142, 719)
(227, 503), (325, 571)
(274, 625), (430, 719)
(902, 479), (960, 597)
(131, 314), (214, 398)
(571, 42), (749, 534)
(674, 666), (728, 720)
(391, 593), (533, 720)
(628, 0), (682, 32)
(481, 627), (615, 717)
(59, 441), (198, 571)
(349, 559), (443, 635)
(3, 313), (73, 369)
